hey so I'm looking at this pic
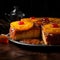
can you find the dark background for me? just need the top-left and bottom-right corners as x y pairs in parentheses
(0, 0), (60, 34)
(0, 0), (60, 18)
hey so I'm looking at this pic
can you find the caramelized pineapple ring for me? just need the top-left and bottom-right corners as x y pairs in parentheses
(10, 21), (33, 31)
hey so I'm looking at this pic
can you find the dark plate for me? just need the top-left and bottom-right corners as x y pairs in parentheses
(9, 38), (60, 52)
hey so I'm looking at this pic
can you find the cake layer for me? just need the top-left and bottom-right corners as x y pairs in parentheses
(10, 27), (40, 40)
(42, 30), (60, 45)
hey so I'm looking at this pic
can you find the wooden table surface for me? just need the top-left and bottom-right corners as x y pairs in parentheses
(0, 42), (60, 60)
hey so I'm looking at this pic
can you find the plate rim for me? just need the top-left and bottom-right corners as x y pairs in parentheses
(9, 38), (60, 47)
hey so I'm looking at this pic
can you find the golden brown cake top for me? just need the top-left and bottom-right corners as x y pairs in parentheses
(49, 18), (60, 23)
(20, 17), (42, 27)
(10, 21), (33, 31)
(21, 17), (41, 23)
(41, 17), (60, 25)
(42, 23), (60, 34)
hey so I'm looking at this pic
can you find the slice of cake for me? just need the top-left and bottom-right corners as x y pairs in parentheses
(9, 19), (41, 40)
(42, 23), (60, 45)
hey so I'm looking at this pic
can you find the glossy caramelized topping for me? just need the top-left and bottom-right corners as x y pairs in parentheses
(42, 17), (50, 24)
(42, 17), (49, 21)
(30, 17), (41, 22)
(21, 17), (41, 23)
(52, 23), (59, 28)
(21, 18), (31, 22)
(43, 23), (60, 33)
(10, 21), (33, 31)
